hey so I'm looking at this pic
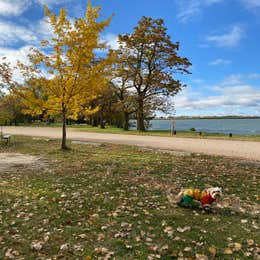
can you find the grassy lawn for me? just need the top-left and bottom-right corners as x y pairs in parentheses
(0, 137), (259, 259)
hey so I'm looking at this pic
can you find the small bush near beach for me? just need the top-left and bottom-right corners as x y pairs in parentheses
(0, 137), (259, 259)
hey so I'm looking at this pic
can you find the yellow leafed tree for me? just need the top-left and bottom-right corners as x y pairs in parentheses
(17, 1), (113, 149)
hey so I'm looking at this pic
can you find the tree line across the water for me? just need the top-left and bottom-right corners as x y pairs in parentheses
(0, 2), (191, 149)
(158, 116), (260, 120)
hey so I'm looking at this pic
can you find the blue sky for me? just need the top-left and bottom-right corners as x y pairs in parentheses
(0, 0), (260, 116)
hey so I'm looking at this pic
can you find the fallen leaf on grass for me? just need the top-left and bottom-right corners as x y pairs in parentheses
(125, 244), (132, 249)
(160, 244), (168, 252)
(97, 233), (105, 240)
(60, 243), (69, 251)
(163, 226), (174, 237)
(146, 237), (153, 242)
(223, 248), (233, 255)
(247, 239), (254, 246)
(195, 254), (208, 260)
(101, 225), (108, 230)
(135, 236), (141, 242)
(95, 247), (108, 254)
(104, 252), (114, 260)
(90, 213), (99, 219)
(208, 246), (217, 256)
(148, 254), (161, 259)
(149, 245), (158, 252)
(5, 248), (15, 259)
(177, 226), (191, 233)
(228, 242), (242, 252)
(233, 242), (242, 251)
(43, 235), (49, 242)
(31, 241), (43, 251)
(166, 193), (178, 204)
(78, 234), (87, 239)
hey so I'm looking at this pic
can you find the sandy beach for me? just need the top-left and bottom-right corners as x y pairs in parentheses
(2, 126), (260, 161)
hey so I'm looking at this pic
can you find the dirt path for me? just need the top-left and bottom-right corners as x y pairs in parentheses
(3, 126), (260, 161)
(0, 153), (40, 171)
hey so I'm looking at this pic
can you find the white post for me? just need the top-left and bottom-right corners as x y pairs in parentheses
(170, 121), (175, 136)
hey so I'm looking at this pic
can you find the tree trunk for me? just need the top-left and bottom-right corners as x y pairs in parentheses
(137, 97), (145, 131)
(123, 111), (129, 131)
(116, 120), (122, 128)
(92, 115), (98, 127)
(61, 111), (68, 150)
(100, 112), (105, 129)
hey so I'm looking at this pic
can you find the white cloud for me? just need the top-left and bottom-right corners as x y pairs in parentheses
(0, 20), (37, 46)
(174, 84), (260, 115)
(248, 73), (260, 79)
(221, 74), (243, 85)
(210, 58), (232, 66)
(206, 25), (244, 47)
(0, 17), (55, 49)
(241, 0), (260, 8)
(0, 45), (33, 83)
(176, 1), (260, 23)
(219, 73), (260, 85)
(100, 33), (120, 50)
(0, 18), (54, 81)
(0, 0), (31, 16)
(176, 0), (224, 23)
(35, 0), (71, 6)
(0, 45), (32, 65)
(33, 17), (54, 40)
(0, 0), (73, 17)
(193, 78), (204, 84)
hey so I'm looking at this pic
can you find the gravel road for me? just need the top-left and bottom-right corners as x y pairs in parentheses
(3, 126), (260, 161)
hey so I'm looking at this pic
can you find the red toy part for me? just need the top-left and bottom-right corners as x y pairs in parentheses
(200, 193), (216, 205)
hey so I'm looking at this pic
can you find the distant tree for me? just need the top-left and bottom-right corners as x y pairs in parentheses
(116, 16), (191, 131)
(15, 3), (113, 149)
(87, 83), (118, 129)
(111, 62), (137, 130)
(0, 58), (25, 125)
(0, 57), (16, 94)
(114, 84), (136, 131)
(0, 93), (28, 125)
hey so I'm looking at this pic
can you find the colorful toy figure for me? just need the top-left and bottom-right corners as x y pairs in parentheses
(177, 187), (222, 210)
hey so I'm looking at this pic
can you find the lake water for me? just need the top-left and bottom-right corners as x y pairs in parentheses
(145, 119), (260, 135)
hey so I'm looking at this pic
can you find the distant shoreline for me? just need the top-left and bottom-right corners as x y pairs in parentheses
(155, 116), (260, 120)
